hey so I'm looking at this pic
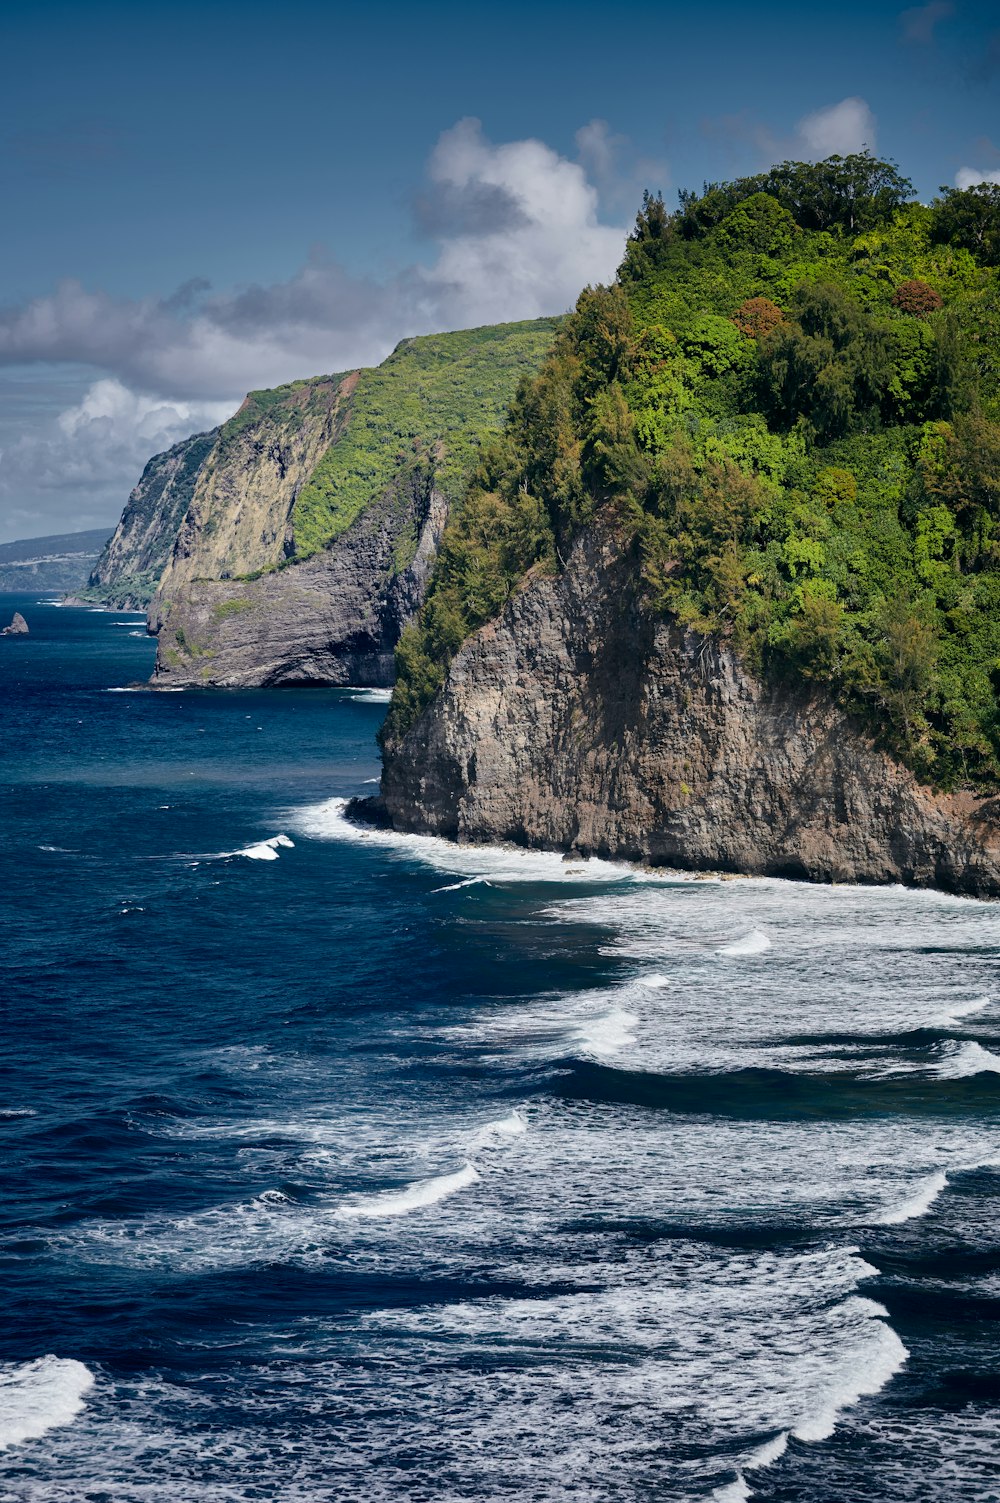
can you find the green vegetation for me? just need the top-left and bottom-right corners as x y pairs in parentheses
(291, 320), (562, 560)
(388, 154), (1000, 792)
(215, 378), (343, 462)
(212, 596), (254, 620)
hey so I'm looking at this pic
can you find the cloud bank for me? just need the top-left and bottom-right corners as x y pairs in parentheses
(0, 118), (630, 537)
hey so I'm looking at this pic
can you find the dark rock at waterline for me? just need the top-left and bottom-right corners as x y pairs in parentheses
(1, 612), (29, 635)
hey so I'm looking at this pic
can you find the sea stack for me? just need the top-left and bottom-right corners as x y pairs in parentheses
(1, 612), (29, 635)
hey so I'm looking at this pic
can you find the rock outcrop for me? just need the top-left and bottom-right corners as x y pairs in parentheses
(150, 475), (446, 687)
(1, 611), (29, 635)
(150, 319), (558, 688)
(376, 527), (1000, 897)
(83, 431), (219, 609)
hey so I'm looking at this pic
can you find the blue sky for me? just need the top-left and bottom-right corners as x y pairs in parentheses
(0, 0), (997, 540)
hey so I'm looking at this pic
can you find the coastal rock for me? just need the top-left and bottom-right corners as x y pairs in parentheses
(1, 611), (29, 635)
(148, 320), (558, 689)
(150, 476), (447, 688)
(378, 527), (1000, 897)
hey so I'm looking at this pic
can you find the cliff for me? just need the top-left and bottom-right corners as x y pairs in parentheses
(376, 526), (1000, 896)
(82, 431), (219, 609)
(150, 319), (558, 688)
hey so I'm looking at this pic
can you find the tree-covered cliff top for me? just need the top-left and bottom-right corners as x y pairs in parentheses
(388, 155), (1000, 793)
(290, 319), (563, 559)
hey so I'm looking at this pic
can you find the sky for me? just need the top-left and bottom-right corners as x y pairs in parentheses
(0, 0), (998, 542)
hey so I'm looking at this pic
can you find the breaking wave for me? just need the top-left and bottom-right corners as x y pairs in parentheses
(0, 1357), (95, 1451)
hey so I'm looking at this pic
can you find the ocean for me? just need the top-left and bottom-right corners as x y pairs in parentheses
(2, 593), (1000, 1501)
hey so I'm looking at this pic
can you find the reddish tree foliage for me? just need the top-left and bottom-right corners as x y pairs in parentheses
(891, 279), (943, 316)
(731, 296), (785, 339)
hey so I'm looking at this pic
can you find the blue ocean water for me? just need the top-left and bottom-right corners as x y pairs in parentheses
(3, 593), (1000, 1501)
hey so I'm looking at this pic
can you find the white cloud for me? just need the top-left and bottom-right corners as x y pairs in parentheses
(795, 97), (877, 158)
(0, 379), (232, 537)
(0, 119), (627, 404)
(955, 166), (1000, 189)
(0, 119), (631, 538)
(700, 96), (877, 173)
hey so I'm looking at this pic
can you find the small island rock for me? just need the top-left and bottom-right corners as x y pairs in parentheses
(1, 612), (29, 635)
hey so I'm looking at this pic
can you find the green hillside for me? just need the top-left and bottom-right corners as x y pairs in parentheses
(291, 319), (564, 560)
(388, 157), (1000, 792)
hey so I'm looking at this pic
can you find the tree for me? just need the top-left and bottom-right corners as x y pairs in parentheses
(931, 183), (1000, 265)
(619, 190), (677, 280)
(892, 279), (943, 316)
(732, 296), (785, 339)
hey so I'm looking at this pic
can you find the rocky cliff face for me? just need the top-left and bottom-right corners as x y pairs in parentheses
(157, 376), (353, 596)
(377, 528), (1000, 897)
(150, 320), (558, 688)
(151, 474), (446, 687)
(83, 432), (219, 609)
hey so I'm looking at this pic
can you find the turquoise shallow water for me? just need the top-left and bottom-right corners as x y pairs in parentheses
(2, 593), (1000, 1501)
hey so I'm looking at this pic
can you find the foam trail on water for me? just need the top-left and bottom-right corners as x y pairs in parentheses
(468, 1110), (528, 1150)
(0, 1357), (95, 1450)
(935, 995), (992, 1027)
(791, 1307), (907, 1440)
(432, 876), (493, 893)
(934, 1040), (1000, 1077)
(336, 1163), (479, 1219)
(873, 1170), (948, 1225)
(344, 687), (393, 703)
(718, 929), (772, 958)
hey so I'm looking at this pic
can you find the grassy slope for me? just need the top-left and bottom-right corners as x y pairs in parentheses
(291, 320), (562, 559)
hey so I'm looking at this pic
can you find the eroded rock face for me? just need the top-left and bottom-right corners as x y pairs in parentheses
(150, 478), (446, 688)
(85, 430), (219, 609)
(378, 528), (1000, 897)
(157, 376), (354, 598)
(1, 612), (29, 635)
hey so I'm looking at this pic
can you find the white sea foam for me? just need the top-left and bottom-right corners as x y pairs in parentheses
(575, 1007), (638, 1057)
(0, 1108), (36, 1119)
(432, 875), (493, 892)
(190, 833), (296, 864)
(344, 687), (393, 703)
(335, 1163), (480, 1219)
(935, 995), (992, 1028)
(238, 834), (294, 862)
(467, 1110), (528, 1150)
(791, 1304), (907, 1440)
(0, 1357), (94, 1451)
(934, 1040), (1000, 1077)
(718, 929), (772, 957)
(293, 796), (639, 884)
(874, 1169), (949, 1225)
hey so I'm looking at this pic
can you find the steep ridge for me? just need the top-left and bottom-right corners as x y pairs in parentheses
(377, 524), (1000, 894)
(151, 319), (558, 688)
(374, 158), (1000, 895)
(81, 430), (219, 608)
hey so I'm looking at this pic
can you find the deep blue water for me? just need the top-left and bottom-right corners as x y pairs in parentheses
(3, 593), (1000, 1501)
